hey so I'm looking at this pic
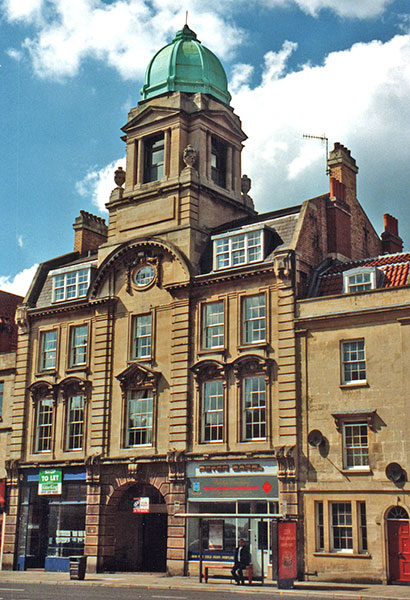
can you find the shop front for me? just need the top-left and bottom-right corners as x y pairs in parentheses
(186, 458), (279, 579)
(16, 467), (86, 572)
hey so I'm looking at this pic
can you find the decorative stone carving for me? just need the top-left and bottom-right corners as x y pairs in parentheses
(232, 355), (273, 384)
(241, 174), (251, 195)
(116, 363), (159, 397)
(60, 377), (89, 402)
(182, 145), (198, 169)
(274, 251), (292, 279)
(28, 381), (56, 405)
(191, 360), (227, 390)
(15, 305), (28, 333)
(276, 445), (297, 481)
(125, 252), (159, 294)
(167, 448), (186, 482)
(114, 166), (126, 188)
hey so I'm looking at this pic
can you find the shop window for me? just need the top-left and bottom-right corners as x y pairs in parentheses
(0, 381), (3, 419)
(52, 268), (90, 302)
(343, 422), (369, 469)
(69, 325), (88, 368)
(330, 502), (353, 552)
(144, 134), (164, 183)
(211, 136), (227, 188)
(35, 397), (54, 453)
(202, 301), (224, 349)
(131, 314), (152, 360)
(39, 330), (57, 371)
(126, 389), (153, 446)
(315, 501), (324, 551)
(213, 229), (264, 271)
(243, 376), (266, 441)
(242, 294), (266, 344)
(202, 380), (224, 443)
(66, 395), (85, 451)
(341, 339), (366, 384)
(358, 501), (368, 553)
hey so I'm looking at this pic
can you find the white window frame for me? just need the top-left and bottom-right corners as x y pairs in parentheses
(342, 422), (369, 470)
(242, 294), (266, 345)
(66, 394), (85, 451)
(69, 325), (88, 368)
(202, 301), (224, 350)
(343, 267), (378, 294)
(212, 227), (265, 270)
(126, 389), (153, 447)
(35, 397), (54, 453)
(202, 380), (224, 443)
(341, 339), (366, 384)
(330, 502), (353, 553)
(242, 375), (266, 441)
(39, 329), (58, 371)
(132, 314), (152, 359)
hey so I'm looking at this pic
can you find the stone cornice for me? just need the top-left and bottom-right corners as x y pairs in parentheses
(26, 296), (116, 318)
(166, 262), (276, 291)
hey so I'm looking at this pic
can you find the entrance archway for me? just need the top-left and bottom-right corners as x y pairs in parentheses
(387, 506), (410, 582)
(113, 483), (167, 572)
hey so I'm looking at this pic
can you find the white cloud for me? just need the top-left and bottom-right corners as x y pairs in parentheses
(76, 158), (125, 213)
(231, 34), (410, 244)
(3, 0), (397, 80)
(17, 235), (23, 248)
(0, 264), (39, 297)
(3, 0), (244, 80)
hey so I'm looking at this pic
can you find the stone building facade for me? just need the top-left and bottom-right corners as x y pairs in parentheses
(3, 25), (402, 581)
(0, 291), (23, 558)
(297, 248), (410, 584)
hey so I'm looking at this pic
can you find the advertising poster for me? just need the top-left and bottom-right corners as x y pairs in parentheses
(278, 520), (297, 588)
(208, 520), (223, 550)
(38, 469), (62, 495)
(133, 497), (150, 513)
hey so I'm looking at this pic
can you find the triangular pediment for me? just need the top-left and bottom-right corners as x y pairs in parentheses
(201, 109), (247, 140)
(122, 106), (182, 133)
(116, 362), (159, 390)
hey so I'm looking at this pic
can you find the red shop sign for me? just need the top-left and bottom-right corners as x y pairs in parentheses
(278, 521), (297, 583)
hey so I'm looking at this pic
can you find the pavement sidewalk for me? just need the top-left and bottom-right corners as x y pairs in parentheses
(0, 570), (409, 600)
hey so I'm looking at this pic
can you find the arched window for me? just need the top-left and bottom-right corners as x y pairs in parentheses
(387, 506), (409, 520)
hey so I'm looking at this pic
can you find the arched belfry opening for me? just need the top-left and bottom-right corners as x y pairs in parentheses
(109, 482), (168, 572)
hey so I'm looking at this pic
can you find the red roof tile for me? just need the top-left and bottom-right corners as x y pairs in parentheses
(317, 253), (410, 296)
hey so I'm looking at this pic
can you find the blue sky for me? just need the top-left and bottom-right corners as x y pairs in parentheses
(1, 0), (409, 295)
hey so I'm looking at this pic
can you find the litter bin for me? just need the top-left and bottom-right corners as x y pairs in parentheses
(69, 555), (87, 580)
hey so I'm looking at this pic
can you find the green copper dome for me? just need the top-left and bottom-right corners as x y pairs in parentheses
(141, 25), (231, 105)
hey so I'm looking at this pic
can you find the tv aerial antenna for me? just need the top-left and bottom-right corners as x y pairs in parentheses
(303, 133), (329, 175)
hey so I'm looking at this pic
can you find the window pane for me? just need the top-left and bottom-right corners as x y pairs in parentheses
(342, 340), (366, 383)
(127, 389), (153, 446)
(41, 330), (57, 370)
(243, 376), (266, 440)
(202, 302), (224, 349)
(331, 502), (353, 551)
(344, 423), (369, 468)
(67, 395), (84, 450)
(53, 269), (90, 302)
(144, 135), (164, 183)
(358, 502), (368, 552)
(70, 325), (88, 366)
(202, 380), (223, 442)
(133, 314), (152, 358)
(243, 295), (266, 344)
(36, 397), (53, 452)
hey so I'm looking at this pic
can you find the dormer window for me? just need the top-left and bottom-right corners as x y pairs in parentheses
(211, 136), (227, 188)
(144, 134), (164, 183)
(212, 227), (264, 270)
(50, 263), (94, 303)
(343, 267), (381, 294)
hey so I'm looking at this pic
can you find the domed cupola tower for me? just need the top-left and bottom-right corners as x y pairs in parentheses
(141, 25), (231, 105)
(103, 25), (255, 272)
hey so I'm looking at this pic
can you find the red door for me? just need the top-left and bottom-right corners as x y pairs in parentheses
(388, 520), (410, 582)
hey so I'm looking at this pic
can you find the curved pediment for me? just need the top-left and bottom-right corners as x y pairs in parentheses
(90, 237), (193, 298)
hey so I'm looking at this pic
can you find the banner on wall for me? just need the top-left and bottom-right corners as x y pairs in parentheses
(278, 520), (297, 589)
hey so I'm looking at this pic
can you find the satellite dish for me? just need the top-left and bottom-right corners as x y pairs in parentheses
(308, 429), (324, 447)
(386, 462), (405, 483)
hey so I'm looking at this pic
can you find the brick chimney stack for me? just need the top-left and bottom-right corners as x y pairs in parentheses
(327, 142), (358, 199)
(381, 213), (403, 254)
(73, 211), (108, 255)
(326, 175), (352, 259)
